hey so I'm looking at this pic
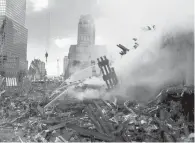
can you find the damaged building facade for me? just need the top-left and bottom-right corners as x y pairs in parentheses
(64, 15), (107, 80)
(28, 59), (46, 81)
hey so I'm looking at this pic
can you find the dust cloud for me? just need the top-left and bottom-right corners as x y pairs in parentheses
(109, 20), (194, 103)
(58, 19), (194, 105)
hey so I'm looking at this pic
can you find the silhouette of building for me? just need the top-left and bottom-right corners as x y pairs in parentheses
(63, 56), (69, 80)
(77, 15), (95, 46)
(0, 0), (28, 75)
(66, 15), (107, 78)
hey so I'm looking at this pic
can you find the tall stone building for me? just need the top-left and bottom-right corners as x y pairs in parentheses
(65, 15), (107, 79)
(77, 15), (95, 46)
(0, 0), (28, 76)
(63, 56), (69, 80)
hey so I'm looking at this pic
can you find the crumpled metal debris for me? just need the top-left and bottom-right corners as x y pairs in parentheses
(0, 78), (194, 142)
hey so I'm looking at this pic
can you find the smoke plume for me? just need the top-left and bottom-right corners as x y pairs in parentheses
(56, 19), (193, 106)
(110, 20), (194, 103)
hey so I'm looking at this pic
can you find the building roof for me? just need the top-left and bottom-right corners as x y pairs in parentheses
(79, 14), (94, 24)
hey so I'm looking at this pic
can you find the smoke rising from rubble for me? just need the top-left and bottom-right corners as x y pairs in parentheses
(62, 19), (194, 104)
(72, 77), (106, 100)
(109, 20), (194, 103)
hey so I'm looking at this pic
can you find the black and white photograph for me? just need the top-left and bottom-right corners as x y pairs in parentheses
(0, 0), (194, 142)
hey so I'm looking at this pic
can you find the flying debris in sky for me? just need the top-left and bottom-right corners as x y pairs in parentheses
(134, 45), (138, 49)
(134, 42), (139, 49)
(142, 25), (156, 31)
(153, 25), (156, 30)
(147, 26), (152, 30)
(132, 38), (139, 49)
(117, 44), (130, 56)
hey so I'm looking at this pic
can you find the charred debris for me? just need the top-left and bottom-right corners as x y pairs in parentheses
(0, 55), (194, 142)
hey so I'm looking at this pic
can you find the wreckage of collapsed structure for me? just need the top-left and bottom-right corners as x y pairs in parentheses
(28, 59), (47, 81)
(0, 55), (194, 142)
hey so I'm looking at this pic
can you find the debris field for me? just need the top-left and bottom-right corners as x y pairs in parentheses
(0, 80), (194, 142)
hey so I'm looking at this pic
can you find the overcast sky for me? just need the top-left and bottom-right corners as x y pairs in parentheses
(25, 0), (194, 76)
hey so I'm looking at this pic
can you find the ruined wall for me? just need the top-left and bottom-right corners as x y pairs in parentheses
(28, 59), (46, 81)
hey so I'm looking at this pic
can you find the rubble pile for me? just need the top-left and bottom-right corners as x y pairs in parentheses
(0, 80), (194, 142)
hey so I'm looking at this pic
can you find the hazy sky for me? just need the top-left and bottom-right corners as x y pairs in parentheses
(25, 0), (194, 76)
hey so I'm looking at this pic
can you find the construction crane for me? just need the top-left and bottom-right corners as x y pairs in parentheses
(45, 52), (48, 62)
(45, 3), (51, 63)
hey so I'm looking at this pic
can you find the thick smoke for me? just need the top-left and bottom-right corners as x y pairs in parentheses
(56, 20), (193, 105)
(109, 20), (194, 103)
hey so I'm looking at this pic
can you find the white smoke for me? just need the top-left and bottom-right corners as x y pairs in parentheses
(83, 76), (105, 87)
(74, 77), (106, 100)
(109, 19), (194, 103)
(50, 19), (193, 106)
(47, 77), (106, 107)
